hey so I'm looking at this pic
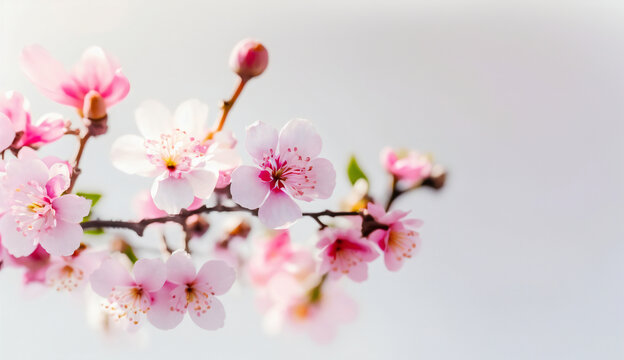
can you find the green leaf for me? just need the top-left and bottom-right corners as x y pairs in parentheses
(76, 192), (102, 207)
(84, 228), (105, 235)
(347, 155), (369, 185)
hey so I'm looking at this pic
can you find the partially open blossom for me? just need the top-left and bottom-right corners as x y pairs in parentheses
(91, 257), (167, 331)
(229, 39), (269, 80)
(263, 273), (357, 343)
(317, 223), (378, 282)
(46, 248), (105, 292)
(20, 45), (130, 116)
(0, 91), (67, 149)
(0, 149), (90, 257)
(148, 251), (236, 330)
(231, 119), (336, 228)
(366, 202), (423, 271)
(381, 147), (433, 188)
(111, 99), (240, 214)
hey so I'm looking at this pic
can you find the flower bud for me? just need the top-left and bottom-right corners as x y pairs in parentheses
(229, 39), (268, 80)
(82, 90), (108, 136)
(185, 214), (210, 238)
(422, 164), (447, 190)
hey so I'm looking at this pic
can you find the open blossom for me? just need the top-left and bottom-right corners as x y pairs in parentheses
(0, 91), (67, 149)
(381, 147), (433, 187)
(366, 202), (423, 271)
(317, 223), (378, 282)
(46, 248), (105, 292)
(20, 45), (129, 116)
(111, 99), (240, 214)
(91, 257), (167, 331)
(0, 149), (91, 257)
(231, 119), (336, 228)
(148, 251), (236, 330)
(263, 273), (357, 343)
(248, 230), (303, 286)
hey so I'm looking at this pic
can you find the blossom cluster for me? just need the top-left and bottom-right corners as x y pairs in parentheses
(0, 39), (446, 342)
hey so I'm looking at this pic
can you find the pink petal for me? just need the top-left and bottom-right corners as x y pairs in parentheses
(135, 100), (173, 139)
(110, 135), (157, 176)
(384, 249), (405, 272)
(278, 119), (322, 159)
(72, 46), (116, 91)
(45, 175), (70, 199)
(166, 250), (196, 285)
(258, 190), (302, 229)
(19, 113), (67, 148)
(133, 258), (167, 292)
(100, 71), (130, 107)
(20, 45), (81, 107)
(5, 158), (49, 189)
(52, 194), (91, 223)
(195, 260), (236, 296)
(230, 166), (270, 209)
(306, 157), (335, 199)
(38, 221), (82, 256)
(147, 282), (185, 329)
(185, 168), (218, 199)
(245, 120), (278, 161)
(346, 261), (368, 282)
(189, 296), (226, 330)
(0, 114), (15, 151)
(173, 98), (208, 135)
(0, 215), (37, 257)
(0, 91), (29, 133)
(90, 258), (133, 297)
(151, 175), (195, 214)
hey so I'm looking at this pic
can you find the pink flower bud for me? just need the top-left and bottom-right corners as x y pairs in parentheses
(229, 39), (268, 80)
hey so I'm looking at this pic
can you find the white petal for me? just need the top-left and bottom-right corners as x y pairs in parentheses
(110, 135), (157, 176)
(151, 175), (195, 214)
(185, 168), (218, 199)
(135, 100), (173, 139)
(173, 98), (209, 136)
(245, 121), (278, 161)
(278, 119), (322, 159)
(230, 166), (270, 209)
(258, 190), (302, 229)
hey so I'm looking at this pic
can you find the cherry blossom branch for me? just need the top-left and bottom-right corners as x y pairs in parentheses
(80, 205), (385, 238)
(66, 132), (91, 194)
(204, 78), (247, 141)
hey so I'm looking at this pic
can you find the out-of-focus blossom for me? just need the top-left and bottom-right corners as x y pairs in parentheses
(111, 99), (240, 214)
(90, 257), (167, 331)
(381, 147), (433, 188)
(0, 113), (15, 152)
(229, 39), (269, 80)
(133, 190), (204, 220)
(20, 45), (130, 116)
(263, 273), (357, 343)
(0, 149), (90, 257)
(148, 251), (236, 330)
(46, 248), (105, 292)
(317, 223), (378, 282)
(206, 130), (238, 189)
(340, 177), (371, 212)
(231, 119), (335, 228)
(366, 202), (422, 271)
(3, 244), (51, 285)
(0, 91), (67, 149)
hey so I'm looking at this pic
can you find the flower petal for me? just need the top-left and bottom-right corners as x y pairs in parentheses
(0, 215), (37, 257)
(166, 250), (196, 285)
(189, 296), (226, 330)
(133, 258), (167, 292)
(307, 157), (335, 199)
(258, 190), (302, 229)
(110, 134), (157, 176)
(38, 221), (82, 256)
(245, 120), (278, 161)
(73, 46), (117, 91)
(196, 260), (236, 296)
(0, 114), (15, 151)
(52, 194), (91, 223)
(135, 100), (173, 140)
(151, 175), (195, 214)
(185, 168), (218, 199)
(230, 166), (270, 209)
(173, 98), (208, 136)
(100, 71), (130, 107)
(90, 258), (133, 297)
(5, 157), (49, 189)
(147, 282), (185, 329)
(278, 119), (322, 159)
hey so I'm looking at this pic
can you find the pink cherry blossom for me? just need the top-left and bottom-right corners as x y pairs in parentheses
(46, 249), (105, 292)
(317, 223), (378, 282)
(91, 257), (167, 331)
(111, 99), (240, 214)
(3, 243), (51, 285)
(366, 202), (423, 271)
(229, 39), (269, 80)
(0, 113), (15, 152)
(20, 45), (130, 115)
(381, 147), (433, 187)
(148, 251), (236, 330)
(0, 148), (91, 257)
(248, 231), (296, 286)
(263, 273), (357, 343)
(231, 119), (336, 228)
(133, 190), (204, 220)
(0, 91), (67, 149)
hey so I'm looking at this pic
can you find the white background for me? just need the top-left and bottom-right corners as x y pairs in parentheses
(1, 0), (623, 359)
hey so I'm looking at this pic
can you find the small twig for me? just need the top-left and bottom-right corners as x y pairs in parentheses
(66, 132), (91, 194)
(385, 176), (405, 211)
(203, 78), (247, 141)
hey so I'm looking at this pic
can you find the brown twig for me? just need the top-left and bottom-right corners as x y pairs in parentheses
(204, 78), (247, 141)
(66, 133), (91, 194)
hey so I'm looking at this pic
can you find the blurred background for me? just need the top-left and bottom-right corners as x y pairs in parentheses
(1, 0), (623, 359)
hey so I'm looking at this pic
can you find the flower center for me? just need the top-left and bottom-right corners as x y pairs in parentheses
(388, 229), (417, 261)
(257, 148), (317, 197)
(145, 129), (208, 175)
(10, 181), (55, 237)
(105, 285), (151, 325)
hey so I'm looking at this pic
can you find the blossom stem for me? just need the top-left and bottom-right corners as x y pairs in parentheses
(385, 176), (404, 211)
(204, 77), (248, 141)
(66, 132), (91, 194)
